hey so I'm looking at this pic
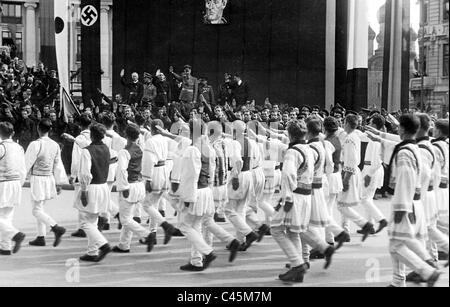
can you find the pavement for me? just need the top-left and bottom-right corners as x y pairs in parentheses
(0, 189), (448, 287)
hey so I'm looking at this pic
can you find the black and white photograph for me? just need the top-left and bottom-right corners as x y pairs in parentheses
(0, 0), (449, 294)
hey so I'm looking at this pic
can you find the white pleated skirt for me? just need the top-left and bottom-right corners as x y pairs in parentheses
(30, 175), (57, 202)
(186, 187), (215, 217)
(271, 194), (311, 233)
(0, 181), (22, 208)
(338, 169), (361, 207)
(435, 187), (449, 217)
(388, 201), (428, 241)
(121, 182), (146, 204)
(310, 188), (331, 228)
(326, 172), (343, 195)
(74, 183), (110, 214)
(227, 171), (253, 201)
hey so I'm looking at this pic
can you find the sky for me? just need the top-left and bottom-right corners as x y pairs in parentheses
(368, 0), (421, 50)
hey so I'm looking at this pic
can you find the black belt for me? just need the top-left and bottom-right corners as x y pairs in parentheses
(312, 183), (323, 190)
(155, 161), (166, 167)
(293, 188), (312, 196)
(413, 193), (421, 201)
(439, 182), (448, 189)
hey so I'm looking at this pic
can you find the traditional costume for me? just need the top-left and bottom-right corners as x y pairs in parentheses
(0, 138), (26, 255)
(25, 136), (68, 246)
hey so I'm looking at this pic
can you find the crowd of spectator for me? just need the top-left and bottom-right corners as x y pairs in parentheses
(1, 60), (448, 176)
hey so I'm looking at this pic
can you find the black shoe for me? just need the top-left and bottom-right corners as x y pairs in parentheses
(375, 219), (388, 234)
(427, 270), (442, 288)
(115, 214), (122, 230)
(29, 236), (46, 247)
(279, 265), (306, 283)
(51, 225), (66, 247)
(406, 271), (425, 283)
(203, 252), (217, 270)
(80, 254), (98, 262)
(97, 216), (108, 232)
(438, 251), (448, 261)
(147, 233), (157, 252)
(0, 249), (12, 256)
(180, 263), (204, 272)
(71, 229), (86, 238)
(228, 239), (240, 263)
(172, 228), (184, 237)
(240, 232), (259, 251)
(159, 210), (166, 218)
(112, 246), (130, 253)
(266, 228), (271, 236)
(161, 222), (176, 245)
(324, 246), (335, 270)
(335, 231), (350, 250)
(103, 223), (110, 231)
(140, 235), (157, 246)
(12, 232), (26, 254)
(96, 244), (112, 262)
(214, 213), (226, 223)
(257, 224), (270, 242)
(133, 217), (142, 224)
(309, 249), (325, 260)
(335, 234), (351, 243)
(360, 222), (376, 242)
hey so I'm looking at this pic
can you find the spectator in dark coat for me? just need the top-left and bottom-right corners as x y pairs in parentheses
(231, 73), (250, 108)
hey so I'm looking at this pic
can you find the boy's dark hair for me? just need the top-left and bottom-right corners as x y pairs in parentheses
(38, 118), (53, 134)
(399, 114), (420, 136)
(79, 114), (92, 129)
(345, 114), (359, 129)
(434, 119), (449, 137)
(416, 113), (431, 132)
(306, 118), (322, 136)
(101, 112), (116, 128)
(90, 124), (107, 143)
(370, 114), (386, 130)
(0, 121), (14, 139)
(125, 125), (140, 142)
(287, 120), (307, 142)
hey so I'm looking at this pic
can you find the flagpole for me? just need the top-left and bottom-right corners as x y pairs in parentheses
(419, 0), (426, 112)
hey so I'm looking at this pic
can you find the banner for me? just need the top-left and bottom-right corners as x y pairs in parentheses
(81, 0), (101, 106)
(60, 87), (80, 122)
(40, 0), (57, 70)
(54, 0), (72, 122)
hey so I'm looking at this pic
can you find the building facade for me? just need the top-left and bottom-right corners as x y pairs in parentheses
(410, 0), (449, 116)
(0, 0), (113, 96)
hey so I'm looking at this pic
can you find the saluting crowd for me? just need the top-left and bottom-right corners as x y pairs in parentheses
(0, 64), (448, 287)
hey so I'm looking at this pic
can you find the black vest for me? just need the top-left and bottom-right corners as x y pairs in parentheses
(198, 154), (210, 189)
(126, 143), (143, 183)
(241, 137), (251, 172)
(86, 143), (110, 185)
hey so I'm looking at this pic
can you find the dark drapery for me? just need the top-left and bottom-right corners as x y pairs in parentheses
(81, 0), (101, 106)
(113, 0), (327, 107)
(39, 0), (57, 70)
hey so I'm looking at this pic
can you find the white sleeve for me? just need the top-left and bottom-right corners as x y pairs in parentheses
(79, 149), (93, 190)
(116, 150), (131, 192)
(142, 140), (156, 181)
(18, 146), (27, 186)
(24, 141), (39, 175)
(53, 145), (69, 185)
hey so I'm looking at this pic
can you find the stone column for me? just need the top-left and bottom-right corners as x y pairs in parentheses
(24, 2), (38, 67)
(100, 4), (111, 96)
